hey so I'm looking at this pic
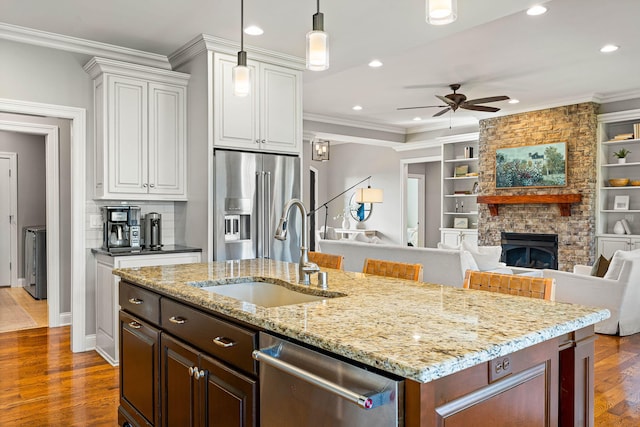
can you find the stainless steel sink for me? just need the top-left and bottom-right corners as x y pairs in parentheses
(191, 281), (338, 308)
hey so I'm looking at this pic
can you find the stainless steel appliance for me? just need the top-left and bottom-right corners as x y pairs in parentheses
(214, 150), (301, 262)
(253, 333), (403, 426)
(23, 226), (47, 300)
(144, 212), (162, 250)
(101, 206), (142, 252)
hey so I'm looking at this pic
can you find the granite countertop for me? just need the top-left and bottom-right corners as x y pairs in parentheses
(113, 259), (609, 384)
(92, 245), (202, 257)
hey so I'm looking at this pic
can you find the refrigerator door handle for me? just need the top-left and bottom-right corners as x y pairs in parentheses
(265, 171), (272, 259)
(256, 171), (263, 258)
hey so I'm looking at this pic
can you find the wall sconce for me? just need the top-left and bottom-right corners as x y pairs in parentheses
(312, 139), (330, 161)
(426, 0), (457, 25)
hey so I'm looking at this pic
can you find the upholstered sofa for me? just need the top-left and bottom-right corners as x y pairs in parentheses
(543, 249), (640, 336)
(317, 239), (530, 287)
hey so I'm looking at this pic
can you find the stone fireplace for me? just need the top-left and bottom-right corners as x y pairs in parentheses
(477, 103), (598, 271)
(501, 232), (558, 270)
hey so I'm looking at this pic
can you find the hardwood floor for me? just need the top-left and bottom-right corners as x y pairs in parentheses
(0, 327), (638, 426)
(4, 287), (49, 327)
(0, 326), (119, 426)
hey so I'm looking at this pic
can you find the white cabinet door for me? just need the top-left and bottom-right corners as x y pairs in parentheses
(632, 238), (640, 251)
(213, 53), (301, 154)
(260, 63), (301, 153)
(213, 53), (259, 150)
(148, 82), (187, 197)
(107, 75), (148, 195)
(597, 237), (630, 259)
(441, 230), (461, 247)
(461, 230), (478, 246)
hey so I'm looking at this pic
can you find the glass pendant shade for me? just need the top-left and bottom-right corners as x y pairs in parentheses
(306, 30), (329, 71)
(426, 0), (457, 25)
(233, 63), (250, 97)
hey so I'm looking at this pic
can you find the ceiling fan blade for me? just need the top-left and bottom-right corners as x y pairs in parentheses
(436, 95), (457, 107)
(461, 104), (500, 113)
(464, 96), (510, 105)
(433, 108), (451, 117)
(397, 105), (447, 110)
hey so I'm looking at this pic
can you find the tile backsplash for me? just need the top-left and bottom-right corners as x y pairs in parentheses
(85, 200), (176, 249)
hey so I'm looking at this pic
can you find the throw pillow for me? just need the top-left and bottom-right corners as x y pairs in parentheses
(604, 249), (640, 281)
(461, 241), (503, 271)
(590, 255), (610, 277)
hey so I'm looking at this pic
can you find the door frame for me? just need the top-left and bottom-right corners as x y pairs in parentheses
(400, 156), (441, 246)
(309, 166), (318, 250)
(0, 98), (87, 352)
(407, 173), (426, 247)
(0, 152), (17, 286)
(0, 121), (60, 327)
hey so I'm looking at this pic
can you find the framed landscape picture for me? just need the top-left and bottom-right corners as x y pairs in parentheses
(496, 142), (567, 188)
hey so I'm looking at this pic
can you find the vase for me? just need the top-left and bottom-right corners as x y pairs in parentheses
(613, 220), (625, 234)
(342, 217), (350, 229)
(618, 158), (626, 164)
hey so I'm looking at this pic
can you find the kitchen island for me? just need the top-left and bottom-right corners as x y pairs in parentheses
(114, 259), (609, 427)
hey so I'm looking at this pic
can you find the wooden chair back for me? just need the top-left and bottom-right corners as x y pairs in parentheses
(463, 270), (554, 300)
(362, 258), (423, 281)
(308, 251), (344, 270)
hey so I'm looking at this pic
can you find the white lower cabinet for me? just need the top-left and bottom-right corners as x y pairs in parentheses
(94, 251), (201, 366)
(597, 236), (640, 259)
(440, 228), (478, 247)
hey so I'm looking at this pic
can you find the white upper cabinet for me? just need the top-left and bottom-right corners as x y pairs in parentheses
(85, 57), (189, 200)
(213, 53), (302, 154)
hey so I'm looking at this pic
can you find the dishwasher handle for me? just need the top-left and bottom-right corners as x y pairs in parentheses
(252, 349), (390, 410)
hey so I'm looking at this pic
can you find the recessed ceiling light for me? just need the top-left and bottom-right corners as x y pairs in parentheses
(352, 105), (363, 111)
(526, 5), (547, 16)
(413, 117), (422, 121)
(368, 59), (383, 68)
(600, 44), (619, 53)
(244, 25), (264, 36)
(508, 99), (520, 104)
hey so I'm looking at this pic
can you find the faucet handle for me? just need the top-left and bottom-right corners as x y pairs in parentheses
(317, 271), (328, 289)
(302, 262), (320, 272)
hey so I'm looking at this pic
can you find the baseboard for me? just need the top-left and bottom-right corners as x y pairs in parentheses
(59, 311), (72, 326)
(84, 334), (96, 352)
(14, 278), (26, 288)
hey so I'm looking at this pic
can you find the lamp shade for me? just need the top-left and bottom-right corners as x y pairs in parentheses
(426, 0), (457, 25)
(233, 64), (251, 97)
(356, 187), (384, 203)
(306, 30), (329, 71)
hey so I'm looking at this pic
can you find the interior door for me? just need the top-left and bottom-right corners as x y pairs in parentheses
(0, 157), (11, 285)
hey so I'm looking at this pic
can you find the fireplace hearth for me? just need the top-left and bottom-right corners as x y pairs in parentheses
(500, 232), (558, 270)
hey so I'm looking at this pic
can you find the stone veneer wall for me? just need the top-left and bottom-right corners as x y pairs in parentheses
(477, 103), (598, 271)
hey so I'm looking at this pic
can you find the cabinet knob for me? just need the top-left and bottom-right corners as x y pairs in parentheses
(192, 368), (205, 380)
(255, 139), (260, 144)
(128, 321), (142, 329)
(128, 298), (143, 305)
(261, 139), (266, 144)
(169, 315), (187, 325)
(143, 183), (148, 188)
(188, 366), (195, 377)
(213, 336), (236, 348)
(149, 183), (155, 188)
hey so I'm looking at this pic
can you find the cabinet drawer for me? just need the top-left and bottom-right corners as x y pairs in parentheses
(161, 298), (258, 375)
(119, 281), (161, 325)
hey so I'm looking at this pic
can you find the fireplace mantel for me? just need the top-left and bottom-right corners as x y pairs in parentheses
(477, 194), (582, 216)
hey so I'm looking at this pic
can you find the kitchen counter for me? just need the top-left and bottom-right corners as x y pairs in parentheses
(91, 244), (201, 257)
(113, 258), (608, 384)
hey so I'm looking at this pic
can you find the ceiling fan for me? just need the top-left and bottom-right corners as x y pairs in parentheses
(397, 84), (509, 117)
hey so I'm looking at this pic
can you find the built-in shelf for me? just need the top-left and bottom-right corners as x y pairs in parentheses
(445, 194), (476, 198)
(444, 176), (478, 180)
(444, 212), (478, 215)
(602, 162), (640, 167)
(600, 209), (640, 213)
(477, 194), (582, 217)
(444, 157), (479, 163)
(602, 138), (640, 146)
(601, 186), (640, 190)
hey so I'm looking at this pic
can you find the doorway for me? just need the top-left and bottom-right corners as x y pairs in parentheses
(0, 153), (17, 286)
(401, 156), (442, 248)
(309, 167), (318, 251)
(407, 174), (425, 247)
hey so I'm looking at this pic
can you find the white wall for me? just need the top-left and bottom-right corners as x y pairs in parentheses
(0, 39), (94, 329)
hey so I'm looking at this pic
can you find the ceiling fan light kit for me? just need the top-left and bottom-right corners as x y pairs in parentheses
(306, 0), (329, 71)
(426, 0), (457, 25)
(233, 0), (251, 97)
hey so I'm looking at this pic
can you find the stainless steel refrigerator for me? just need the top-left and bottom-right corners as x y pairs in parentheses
(214, 150), (301, 262)
(23, 226), (47, 300)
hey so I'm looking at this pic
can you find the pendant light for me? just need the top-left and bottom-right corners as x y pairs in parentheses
(233, 0), (250, 96)
(426, 0), (457, 25)
(306, 0), (329, 71)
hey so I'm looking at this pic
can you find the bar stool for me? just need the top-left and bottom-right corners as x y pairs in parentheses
(362, 258), (423, 281)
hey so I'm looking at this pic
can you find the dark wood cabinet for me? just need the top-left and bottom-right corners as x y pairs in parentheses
(119, 311), (161, 427)
(119, 280), (257, 427)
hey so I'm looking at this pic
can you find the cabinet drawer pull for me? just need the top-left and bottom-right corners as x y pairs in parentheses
(169, 316), (186, 324)
(128, 298), (143, 305)
(213, 336), (236, 348)
(128, 321), (142, 329)
(188, 366), (195, 377)
(193, 369), (205, 380)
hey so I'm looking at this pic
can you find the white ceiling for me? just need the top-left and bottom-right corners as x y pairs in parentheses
(2, 0), (640, 133)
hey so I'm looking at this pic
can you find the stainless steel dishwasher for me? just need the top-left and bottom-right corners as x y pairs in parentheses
(253, 332), (403, 426)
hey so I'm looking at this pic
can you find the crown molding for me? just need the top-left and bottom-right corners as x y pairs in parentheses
(392, 139), (442, 152)
(595, 89), (640, 104)
(306, 131), (403, 148)
(598, 108), (640, 124)
(303, 113), (407, 135)
(169, 34), (305, 70)
(0, 22), (171, 70)
(83, 57), (189, 84)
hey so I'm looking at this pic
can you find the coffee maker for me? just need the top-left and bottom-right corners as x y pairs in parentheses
(101, 206), (141, 252)
(144, 212), (162, 250)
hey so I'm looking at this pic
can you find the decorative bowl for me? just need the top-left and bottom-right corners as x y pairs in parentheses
(631, 180), (640, 186)
(609, 178), (630, 187)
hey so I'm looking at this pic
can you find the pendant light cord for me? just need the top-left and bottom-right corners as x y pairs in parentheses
(240, 0), (244, 51)
(317, 0), (320, 13)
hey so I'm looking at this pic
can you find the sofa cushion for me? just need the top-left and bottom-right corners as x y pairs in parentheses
(437, 242), (460, 250)
(461, 241), (503, 271)
(590, 255), (610, 278)
(604, 249), (640, 280)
